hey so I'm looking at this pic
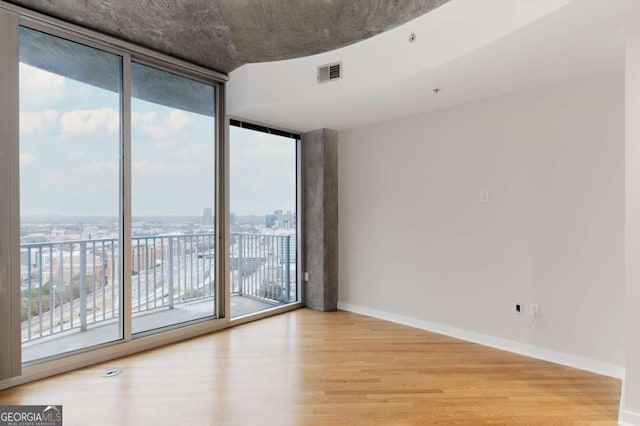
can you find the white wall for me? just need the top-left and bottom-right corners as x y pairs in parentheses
(622, 27), (640, 425)
(338, 70), (625, 375)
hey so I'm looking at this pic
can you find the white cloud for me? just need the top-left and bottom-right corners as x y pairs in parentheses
(165, 143), (215, 176)
(60, 108), (119, 135)
(153, 141), (175, 151)
(20, 64), (66, 107)
(174, 143), (213, 161)
(20, 153), (36, 167)
(68, 149), (84, 159)
(76, 161), (118, 174)
(132, 160), (168, 175)
(167, 110), (196, 130)
(244, 141), (292, 160)
(132, 112), (157, 125)
(44, 172), (67, 187)
(134, 109), (198, 140)
(129, 144), (213, 179)
(20, 110), (59, 135)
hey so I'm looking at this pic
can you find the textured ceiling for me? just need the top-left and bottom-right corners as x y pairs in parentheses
(7, 0), (449, 74)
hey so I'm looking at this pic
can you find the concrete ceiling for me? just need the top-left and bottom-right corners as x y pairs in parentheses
(7, 0), (449, 74)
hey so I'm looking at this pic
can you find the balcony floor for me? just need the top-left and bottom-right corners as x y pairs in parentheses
(22, 295), (278, 363)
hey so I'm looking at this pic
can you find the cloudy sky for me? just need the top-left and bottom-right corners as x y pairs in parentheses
(19, 63), (297, 218)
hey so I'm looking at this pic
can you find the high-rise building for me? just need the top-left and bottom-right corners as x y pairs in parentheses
(203, 208), (213, 227)
(266, 210), (296, 229)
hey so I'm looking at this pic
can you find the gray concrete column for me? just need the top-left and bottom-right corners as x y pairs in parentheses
(302, 128), (338, 312)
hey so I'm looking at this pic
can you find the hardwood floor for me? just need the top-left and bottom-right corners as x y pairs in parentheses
(0, 309), (621, 425)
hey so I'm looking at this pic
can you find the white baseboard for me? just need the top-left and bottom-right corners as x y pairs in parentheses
(337, 301), (625, 380)
(619, 409), (640, 425)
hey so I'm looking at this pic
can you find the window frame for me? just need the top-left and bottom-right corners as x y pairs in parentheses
(128, 58), (221, 337)
(0, 1), (303, 390)
(228, 118), (303, 319)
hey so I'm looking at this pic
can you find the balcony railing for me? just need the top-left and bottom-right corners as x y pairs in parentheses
(20, 232), (296, 343)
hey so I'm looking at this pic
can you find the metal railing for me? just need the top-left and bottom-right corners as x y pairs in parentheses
(231, 233), (295, 303)
(20, 232), (295, 343)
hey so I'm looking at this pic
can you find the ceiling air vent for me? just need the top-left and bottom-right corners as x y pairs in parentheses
(317, 61), (342, 83)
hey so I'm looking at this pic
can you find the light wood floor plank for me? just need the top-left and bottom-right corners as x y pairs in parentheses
(0, 309), (621, 425)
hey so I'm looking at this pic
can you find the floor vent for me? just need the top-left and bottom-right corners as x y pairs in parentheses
(317, 62), (342, 83)
(101, 368), (122, 377)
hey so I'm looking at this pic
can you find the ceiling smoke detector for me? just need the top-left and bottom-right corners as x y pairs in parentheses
(409, 33), (416, 43)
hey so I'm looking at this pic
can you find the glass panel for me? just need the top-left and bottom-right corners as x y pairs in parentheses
(19, 27), (123, 362)
(229, 124), (298, 318)
(131, 62), (216, 334)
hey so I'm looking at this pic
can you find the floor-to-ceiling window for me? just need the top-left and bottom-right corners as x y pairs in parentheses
(19, 27), (124, 362)
(1, 6), (302, 386)
(229, 121), (299, 318)
(14, 21), (223, 364)
(131, 62), (217, 334)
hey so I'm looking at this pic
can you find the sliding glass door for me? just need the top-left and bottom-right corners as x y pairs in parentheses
(131, 62), (217, 334)
(7, 13), (300, 375)
(19, 27), (124, 362)
(17, 26), (220, 362)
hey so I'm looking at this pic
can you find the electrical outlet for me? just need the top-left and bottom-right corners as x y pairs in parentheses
(480, 190), (490, 203)
(514, 302), (522, 315)
(304, 272), (309, 282)
(529, 304), (539, 317)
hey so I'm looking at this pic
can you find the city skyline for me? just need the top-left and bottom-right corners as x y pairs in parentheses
(20, 209), (296, 220)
